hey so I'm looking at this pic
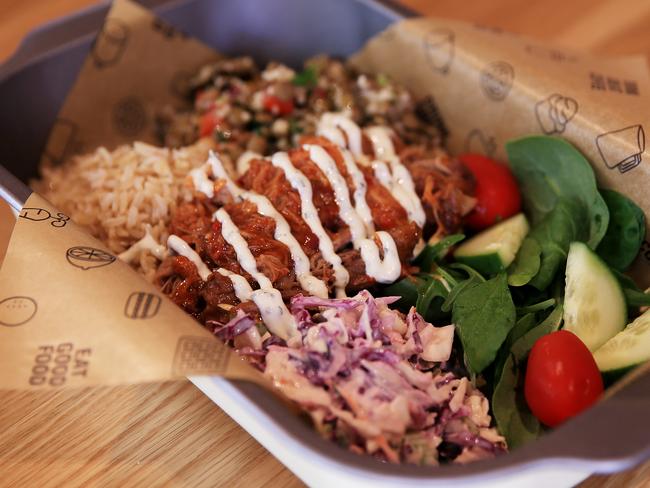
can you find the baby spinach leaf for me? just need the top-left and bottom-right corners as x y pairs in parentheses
(493, 312), (537, 384)
(416, 278), (448, 317)
(596, 189), (646, 271)
(506, 136), (609, 249)
(507, 237), (541, 287)
(492, 354), (541, 449)
(415, 234), (465, 272)
(383, 276), (423, 311)
(516, 298), (555, 315)
(451, 273), (516, 374)
(447, 262), (486, 282)
(624, 289), (650, 307)
(612, 270), (650, 307)
(441, 275), (482, 313)
(292, 66), (318, 86)
(528, 198), (588, 290)
(511, 303), (564, 361)
(491, 304), (563, 449)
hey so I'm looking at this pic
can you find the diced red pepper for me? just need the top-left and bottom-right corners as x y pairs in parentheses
(263, 95), (294, 115)
(199, 110), (221, 137)
(312, 87), (328, 100)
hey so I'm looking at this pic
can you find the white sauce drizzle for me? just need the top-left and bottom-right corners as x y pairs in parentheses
(236, 150), (262, 176)
(183, 131), (417, 333)
(317, 125), (346, 148)
(318, 112), (363, 155)
(216, 268), (253, 302)
(189, 167), (215, 198)
(270, 151), (350, 297)
(214, 208), (299, 342)
(201, 152), (328, 298)
(340, 148), (375, 234)
(167, 234), (212, 281)
(306, 145), (367, 243)
(371, 160), (393, 188)
(358, 231), (401, 283)
(317, 114), (425, 230)
(305, 144), (401, 284)
(364, 126), (426, 228)
(118, 229), (168, 263)
(363, 126), (396, 159)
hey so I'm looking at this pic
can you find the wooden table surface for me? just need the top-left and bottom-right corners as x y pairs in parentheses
(1, 1), (650, 487)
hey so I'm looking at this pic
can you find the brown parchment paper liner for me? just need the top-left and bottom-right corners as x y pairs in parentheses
(0, 194), (266, 389)
(41, 0), (221, 164)
(3, 0), (650, 391)
(350, 20), (650, 287)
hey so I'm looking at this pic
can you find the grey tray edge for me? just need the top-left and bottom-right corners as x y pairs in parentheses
(1, 0), (649, 482)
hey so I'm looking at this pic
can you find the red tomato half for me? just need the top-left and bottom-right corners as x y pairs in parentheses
(458, 153), (521, 230)
(524, 330), (603, 427)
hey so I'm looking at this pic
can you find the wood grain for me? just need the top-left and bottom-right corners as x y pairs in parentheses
(1, 1), (650, 487)
(0, 382), (304, 488)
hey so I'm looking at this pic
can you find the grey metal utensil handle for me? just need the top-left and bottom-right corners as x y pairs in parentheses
(0, 164), (31, 212)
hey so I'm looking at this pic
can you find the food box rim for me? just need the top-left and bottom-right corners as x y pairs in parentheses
(1, 0), (649, 483)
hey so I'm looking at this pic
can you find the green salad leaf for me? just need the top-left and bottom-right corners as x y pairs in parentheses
(415, 277), (448, 317)
(596, 189), (646, 271)
(510, 303), (563, 359)
(527, 198), (588, 290)
(414, 234), (465, 272)
(452, 273), (516, 374)
(492, 312), (537, 384)
(507, 237), (541, 287)
(506, 136), (609, 249)
(441, 274), (482, 313)
(292, 66), (318, 86)
(612, 269), (650, 307)
(516, 298), (555, 315)
(492, 304), (563, 448)
(492, 354), (540, 449)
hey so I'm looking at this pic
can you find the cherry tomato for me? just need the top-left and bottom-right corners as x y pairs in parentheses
(199, 110), (221, 137)
(524, 330), (603, 427)
(458, 153), (521, 230)
(263, 95), (294, 115)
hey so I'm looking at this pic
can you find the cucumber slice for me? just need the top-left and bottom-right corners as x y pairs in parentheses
(593, 309), (650, 380)
(454, 213), (529, 275)
(563, 242), (627, 351)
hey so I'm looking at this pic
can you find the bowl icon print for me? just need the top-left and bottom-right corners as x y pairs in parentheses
(0, 296), (37, 326)
(66, 246), (116, 270)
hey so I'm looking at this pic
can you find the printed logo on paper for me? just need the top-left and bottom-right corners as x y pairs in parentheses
(112, 96), (147, 137)
(596, 125), (646, 174)
(28, 343), (92, 387)
(172, 336), (231, 375)
(43, 119), (79, 166)
(124, 292), (162, 319)
(92, 18), (129, 69)
(535, 94), (578, 135)
(66, 246), (116, 270)
(423, 28), (455, 75)
(19, 208), (70, 228)
(464, 129), (497, 158)
(480, 61), (515, 101)
(0, 296), (37, 327)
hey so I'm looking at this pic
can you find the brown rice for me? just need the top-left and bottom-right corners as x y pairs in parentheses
(34, 138), (216, 280)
